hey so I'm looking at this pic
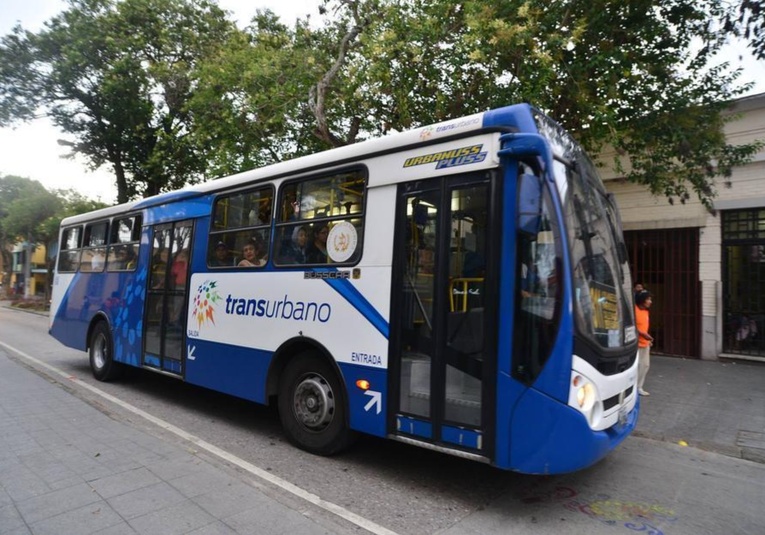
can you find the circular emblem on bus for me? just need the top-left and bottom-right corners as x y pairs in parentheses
(327, 221), (358, 263)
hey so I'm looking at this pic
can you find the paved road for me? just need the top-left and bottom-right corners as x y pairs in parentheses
(1, 305), (764, 534)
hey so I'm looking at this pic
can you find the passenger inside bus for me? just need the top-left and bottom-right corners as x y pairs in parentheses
(151, 249), (169, 288)
(238, 237), (267, 267)
(111, 245), (136, 270)
(279, 226), (309, 264)
(90, 248), (106, 271)
(209, 241), (233, 267)
(307, 224), (329, 263)
(171, 250), (189, 287)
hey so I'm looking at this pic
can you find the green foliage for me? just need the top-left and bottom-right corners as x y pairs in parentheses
(0, 175), (56, 245)
(0, 0), (235, 203)
(187, 10), (329, 177)
(725, 1), (765, 60)
(0, 174), (108, 290)
(190, 0), (760, 208)
(302, 0), (761, 209)
(1, 0), (761, 210)
(0, 176), (106, 248)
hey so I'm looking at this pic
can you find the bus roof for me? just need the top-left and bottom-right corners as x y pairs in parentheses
(61, 103), (538, 227)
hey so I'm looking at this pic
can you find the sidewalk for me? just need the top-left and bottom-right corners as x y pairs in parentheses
(0, 348), (353, 535)
(635, 354), (765, 463)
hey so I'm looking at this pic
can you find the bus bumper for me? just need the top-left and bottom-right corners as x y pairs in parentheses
(504, 388), (639, 474)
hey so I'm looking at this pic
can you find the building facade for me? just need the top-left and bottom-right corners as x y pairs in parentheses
(9, 242), (49, 297)
(604, 93), (765, 362)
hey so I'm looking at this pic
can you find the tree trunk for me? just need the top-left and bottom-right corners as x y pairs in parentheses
(45, 256), (53, 306)
(23, 233), (32, 298)
(113, 159), (129, 205)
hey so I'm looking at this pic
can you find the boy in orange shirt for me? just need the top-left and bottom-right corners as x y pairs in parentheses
(635, 290), (654, 396)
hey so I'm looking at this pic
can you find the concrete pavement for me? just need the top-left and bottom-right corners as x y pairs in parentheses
(635, 354), (765, 463)
(0, 346), (357, 535)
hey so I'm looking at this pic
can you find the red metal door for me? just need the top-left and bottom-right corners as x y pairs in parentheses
(625, 228), (700, 358)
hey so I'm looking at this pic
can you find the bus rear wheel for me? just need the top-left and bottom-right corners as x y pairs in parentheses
(89, 321), (123, 382)
(278, 353), (354, 456)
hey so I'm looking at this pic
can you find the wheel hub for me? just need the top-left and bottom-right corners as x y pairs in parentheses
(293, 375), (334, 430)
(93, 333), (107, 369)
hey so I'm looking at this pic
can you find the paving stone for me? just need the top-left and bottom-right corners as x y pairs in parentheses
(91, 523), (140, 535)
(126, 499), (216, 535)
(224, 500), (308, 535)
(106, 481), (188, 520)
(28, 502), (123, 535)
(15, 482), (101, 525)
(90, 467), (163, 500)
(1, 465), (51, 502)
(0, 503), (26, 532)
(167, 466), (237, 499)
(191, 481), (270, 519)
(187, 521), (240, 535)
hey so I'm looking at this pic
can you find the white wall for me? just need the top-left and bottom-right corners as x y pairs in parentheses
(601, 93), (765, 359)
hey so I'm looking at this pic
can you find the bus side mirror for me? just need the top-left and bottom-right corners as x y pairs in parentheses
(517, 173), (542, 235)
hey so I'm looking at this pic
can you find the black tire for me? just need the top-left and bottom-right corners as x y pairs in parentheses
(278, 352), (355, 456)
(89, 321), (123, 382)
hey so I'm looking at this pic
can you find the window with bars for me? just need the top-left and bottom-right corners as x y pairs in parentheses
(722, 209), (765, 356)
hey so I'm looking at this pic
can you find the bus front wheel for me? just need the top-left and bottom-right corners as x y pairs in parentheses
(278, 353), (354, 456)
(89, 321), (123, 382)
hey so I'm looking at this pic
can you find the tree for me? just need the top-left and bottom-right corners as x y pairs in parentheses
(0, 175), (106, 299)
(0, 176), (49, 288)
(725, 1), (765, 60)
(336, 0), (762, 209)
(0, 0), (236, 204)
(187, 10), (328, 177)
(188, 0), (397, 175)
(190, 0), (761, 208)
(0, 176), (60, 297)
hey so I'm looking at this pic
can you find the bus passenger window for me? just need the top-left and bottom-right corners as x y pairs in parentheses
(58, 226), (82, 272)
(209, 186), (274, 269)
(513, 183), (561, 382)
(274, 170), (366, 267)
(80, 221), (109, 273)
(107, 215), (141, 271)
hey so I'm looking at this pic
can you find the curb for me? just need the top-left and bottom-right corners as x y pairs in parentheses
(0, 304), (49, 317)
(632, 429), (764, 464)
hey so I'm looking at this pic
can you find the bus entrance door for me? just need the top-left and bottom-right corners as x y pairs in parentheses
(143, 220), (194, 376)
(391, 173), (496, 459)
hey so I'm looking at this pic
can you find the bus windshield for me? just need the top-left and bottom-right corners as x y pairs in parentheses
(533, 111), (635, 350)
(558, 158), (635, 349)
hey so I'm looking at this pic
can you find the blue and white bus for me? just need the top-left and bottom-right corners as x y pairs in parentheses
(50, 104), (639, 474)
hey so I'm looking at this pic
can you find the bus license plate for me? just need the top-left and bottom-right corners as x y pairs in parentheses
(618, 404), (628, 426)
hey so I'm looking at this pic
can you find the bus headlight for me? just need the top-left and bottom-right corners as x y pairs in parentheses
(570, 373), (602, 427)
(573, 375), (596, 411)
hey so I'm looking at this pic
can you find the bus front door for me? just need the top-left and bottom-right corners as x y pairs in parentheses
(391, 172), (497, 459)
(144, 220), (193, 376)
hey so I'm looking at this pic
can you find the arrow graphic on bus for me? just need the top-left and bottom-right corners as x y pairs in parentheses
(187, 345), (196, 361)
(364, 390), (382, 414)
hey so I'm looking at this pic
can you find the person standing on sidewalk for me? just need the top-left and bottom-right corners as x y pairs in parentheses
(635, 290), (654, 396)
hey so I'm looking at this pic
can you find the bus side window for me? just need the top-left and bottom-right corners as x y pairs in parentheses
(274, 170), (366, 267)
(80, 221), (109, 273)
(209, 186), (274, 269)
(58, 226), (83, 272)
(513, 183), (562, 382)
(107, 215), (141, 271)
